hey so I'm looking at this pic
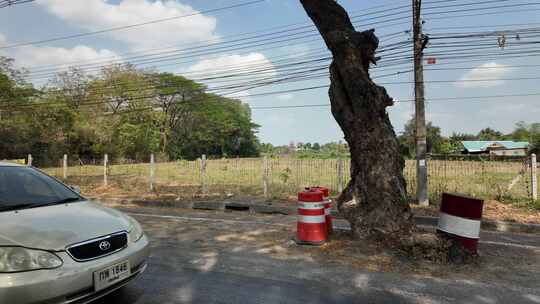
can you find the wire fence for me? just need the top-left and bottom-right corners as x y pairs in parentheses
(27, 153), (538, 204)
(405, 156), (535, 204)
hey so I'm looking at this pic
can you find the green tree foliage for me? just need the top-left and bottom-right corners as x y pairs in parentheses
(151, 72), (206, 154)
(511, 121), (532, 142)
(529, 123), (540, 155)
(288, 141), (349, 158)
(0, 57), (39, 159)
(400, 122), (539, 157)
(399, 118), (447, 157)
(530, 135), (540, 155)
(258, 141), (348, 158)
(259, 143), (274, 154)
(448, 132), (477, 153)
(0, 56), (260, 163)
(477, 127), (503, 140)
(168, 95), (260, 160)
(509, 122), (540, 155)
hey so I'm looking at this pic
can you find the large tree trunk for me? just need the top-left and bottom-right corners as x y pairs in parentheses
(299, 0), (415, 243)
(300, 1), (478, 263)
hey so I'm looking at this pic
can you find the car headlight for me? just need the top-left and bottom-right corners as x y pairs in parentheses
(0, 247), (63, 273)
(128, 217), (144, 243)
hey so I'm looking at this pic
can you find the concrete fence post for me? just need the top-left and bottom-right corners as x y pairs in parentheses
(337, 158), (344, 192)
(149, 153), (155, 192)
(532, 153), (538, 201)
(263, 156), (269, 198)
(103, 154), (108, 187)
(27, 154), (32, 166)
(201, 154), (207, 194)
(63, 154), (68, 179)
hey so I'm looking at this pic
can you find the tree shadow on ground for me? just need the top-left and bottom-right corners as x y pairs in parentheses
(94, 210), (540, 303)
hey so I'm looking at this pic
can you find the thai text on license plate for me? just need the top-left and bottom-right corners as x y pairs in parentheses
(94, 261), (131, 291)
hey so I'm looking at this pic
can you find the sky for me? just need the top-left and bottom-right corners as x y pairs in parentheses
(1, 0), (540, 145)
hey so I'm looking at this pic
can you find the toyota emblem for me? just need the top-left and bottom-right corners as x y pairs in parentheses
(99, 241), (111, 251)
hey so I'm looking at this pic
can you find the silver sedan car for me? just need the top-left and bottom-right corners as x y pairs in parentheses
(0, 162), (150, 304)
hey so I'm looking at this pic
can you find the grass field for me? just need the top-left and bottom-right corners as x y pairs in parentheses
(40, 157), (537, 206)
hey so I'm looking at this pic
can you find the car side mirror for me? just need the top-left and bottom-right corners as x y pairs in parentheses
(70, 185), (81, 194)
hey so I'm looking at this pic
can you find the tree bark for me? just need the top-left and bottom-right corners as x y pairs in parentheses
(300, 1), (479, 264)
(299, 0), (415, 243)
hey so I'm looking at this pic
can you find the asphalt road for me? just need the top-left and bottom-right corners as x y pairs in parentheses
(93, 206), (540, 304)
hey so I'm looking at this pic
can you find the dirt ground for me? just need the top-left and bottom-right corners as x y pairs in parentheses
(123, 204), (540, 293)
(231, 226), (540, 289)
(85, 184), (540, 225)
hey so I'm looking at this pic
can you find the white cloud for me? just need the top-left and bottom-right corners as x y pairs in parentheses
(0, 33), (6, 45)
(16, 45), (119, 68)
(0, 33), (120, 84)
(187, 53), (277, 102)
(277, 93), (294, 101)
(187, 53), (276, 76)
(279, 44), (313, 58)
(456, 62), (510, 88)
(36, 0), (218, 49)
(4, 45), (119, 70)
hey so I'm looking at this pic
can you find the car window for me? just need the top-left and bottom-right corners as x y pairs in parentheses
(0, 166), (81, 209)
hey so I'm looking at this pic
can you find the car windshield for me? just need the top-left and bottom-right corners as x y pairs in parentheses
(0, 166), (82, 211)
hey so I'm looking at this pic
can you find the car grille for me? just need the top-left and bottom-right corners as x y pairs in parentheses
(67, 232), (128, 262)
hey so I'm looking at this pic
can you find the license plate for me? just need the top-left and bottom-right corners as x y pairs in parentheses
(93, 261), (131, 291)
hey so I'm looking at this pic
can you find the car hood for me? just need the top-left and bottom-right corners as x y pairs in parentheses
(0, 200), (131, 251)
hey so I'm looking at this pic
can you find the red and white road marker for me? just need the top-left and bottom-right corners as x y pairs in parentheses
(437, 193), (484, 254)
(295, 188), (327, 245)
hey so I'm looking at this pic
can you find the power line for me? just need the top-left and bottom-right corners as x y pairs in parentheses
(0, 67), (409, 111)
(0, 0), (33, 8)
(25, 31), (323, 76)
(11, 68), (540, 112)
(23, 26), (409, 80)
(252, 104), (329, 109)
(424, 0), (535, 12)
(115, 91), (540, 113)
(425, 63), (540, 71)
(25, 47), (411, 100)
(426, 22), (540, 32)
(23, 21), (539, 82)
(24, 34), (407, 82)
(0, 0), (266, 49)
(6, 0), (540, 113)
(5, 1), (410, 74)
(424, 7), (540, 21)
(251, 92), (540, 109)
(5, 0), (537, 76)
(36, 22), (406, 74)
(16, 39), (540, 106)
(429, 28), (540, 40)
(24, 27), (411, 80)
(17, 2), (411, 72)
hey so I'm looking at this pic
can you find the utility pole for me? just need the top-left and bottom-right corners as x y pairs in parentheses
(413, 0), (429, 206)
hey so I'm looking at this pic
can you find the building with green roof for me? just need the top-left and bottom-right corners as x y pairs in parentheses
(461, 141), (530, 156)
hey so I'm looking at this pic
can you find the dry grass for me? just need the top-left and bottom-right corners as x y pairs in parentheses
(41, 157), (536, 208)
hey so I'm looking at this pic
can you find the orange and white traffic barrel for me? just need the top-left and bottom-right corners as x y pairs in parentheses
(311, 186), (333, 234)
(295, 189), (327, 245)
(437, 193), (484, 255)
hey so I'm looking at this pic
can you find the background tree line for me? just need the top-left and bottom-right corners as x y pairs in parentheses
(397, 118), (540, 157)
(259, 120), (540, 159)
(0, 56), (260, 165)
(260, 141), (350, 159)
